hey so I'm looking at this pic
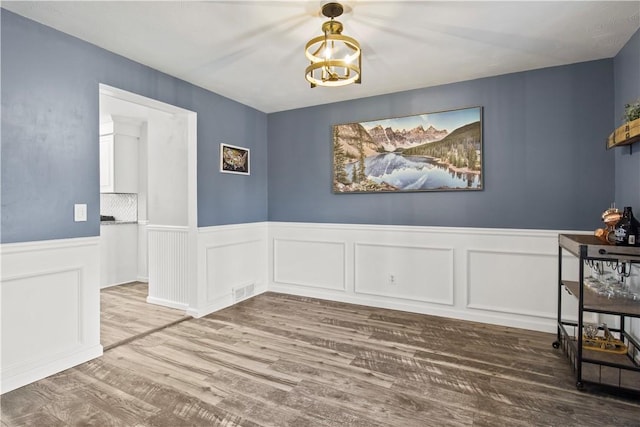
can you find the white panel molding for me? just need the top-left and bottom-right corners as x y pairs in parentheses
(268, 222), (590, 333)
(1, 237), (102, 394)
(204, 239), (262, 303)
(147, 225), (189, 309)
(465, 249), (579, 319)
(2, 267), (84, 359)
(273, 238), (346, 291)
(354, 242), (454, 305)
(189, 223), (268, 318)
(465, 248), (559, 319)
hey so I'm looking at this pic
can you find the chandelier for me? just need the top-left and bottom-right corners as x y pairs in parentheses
(305, 2), (361, 88)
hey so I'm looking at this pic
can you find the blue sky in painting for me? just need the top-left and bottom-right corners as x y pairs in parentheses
(363, 107), (481, 133)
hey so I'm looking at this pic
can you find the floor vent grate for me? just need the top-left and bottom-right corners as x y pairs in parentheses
(233, 283), (255, 302)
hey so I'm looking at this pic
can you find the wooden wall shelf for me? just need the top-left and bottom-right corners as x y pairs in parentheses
(607, 117), (640, 151)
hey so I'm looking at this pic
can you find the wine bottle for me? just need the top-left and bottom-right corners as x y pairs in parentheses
(633, 208), (640, 247)
(614, 206), (639, 246)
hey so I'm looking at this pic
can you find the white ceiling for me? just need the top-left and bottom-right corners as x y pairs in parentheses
(3, 1), (639, 113)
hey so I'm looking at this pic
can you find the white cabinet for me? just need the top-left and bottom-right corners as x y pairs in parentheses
(100, 223), (138, 288)
(100, 133), (138, 193)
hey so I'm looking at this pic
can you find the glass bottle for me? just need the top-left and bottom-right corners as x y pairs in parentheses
(633, 209), (640, 247)
(614, 206), (639, 246)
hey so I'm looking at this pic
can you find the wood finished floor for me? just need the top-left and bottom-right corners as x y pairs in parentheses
(100, 282), (191, 350)
(2, 291), (640, 426)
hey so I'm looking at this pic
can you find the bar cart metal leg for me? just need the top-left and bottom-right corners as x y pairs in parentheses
(575, 245), (587, 390)
(553, 244), (562, 349)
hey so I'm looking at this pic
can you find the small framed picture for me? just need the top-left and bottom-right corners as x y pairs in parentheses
(220, 143), (250, 175)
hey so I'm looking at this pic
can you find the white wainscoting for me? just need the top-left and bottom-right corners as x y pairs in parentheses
(188, 222), (268, 318)
(147, 225), (189, 310)
(274, 239), (346, 291)
(355, 243), (454, 305)
(466, 249), (559, 318)
(0, 237), (102, 394)
(269, 222), (584, 333)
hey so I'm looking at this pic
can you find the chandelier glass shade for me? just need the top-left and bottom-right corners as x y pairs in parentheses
(305, 2), (361, 88)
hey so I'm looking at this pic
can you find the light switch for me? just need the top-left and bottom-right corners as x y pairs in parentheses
(74, 204), (87, 222)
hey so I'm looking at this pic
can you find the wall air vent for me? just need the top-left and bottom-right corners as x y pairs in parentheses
(233, 282), (256, 302)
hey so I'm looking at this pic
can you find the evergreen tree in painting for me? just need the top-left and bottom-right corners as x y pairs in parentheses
(357, 137), (366, 182)
(467, 145), (478, 170)
(333, 127), (349, 184)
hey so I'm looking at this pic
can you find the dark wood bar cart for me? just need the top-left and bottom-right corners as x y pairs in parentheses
(554, 234), (640, 392)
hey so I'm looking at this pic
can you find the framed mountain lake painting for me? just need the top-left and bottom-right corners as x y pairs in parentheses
(332, 106), (483, 193)
(220, 143), (250, 175)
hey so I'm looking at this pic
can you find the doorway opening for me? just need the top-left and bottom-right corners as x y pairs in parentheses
(98, 84), (197, 349)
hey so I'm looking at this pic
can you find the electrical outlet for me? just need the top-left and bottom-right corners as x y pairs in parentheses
(74, 204), (87, 222)
(388, 274), (396, 285)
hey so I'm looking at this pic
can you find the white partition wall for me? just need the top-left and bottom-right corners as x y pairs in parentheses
(0, 237), (103, 393)
(142, 100), (197, 311)
(188, 222), (268, 318)
(269, 222), (582, 333)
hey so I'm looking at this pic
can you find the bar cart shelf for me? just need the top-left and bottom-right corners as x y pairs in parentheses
(554, 234), (640, 393)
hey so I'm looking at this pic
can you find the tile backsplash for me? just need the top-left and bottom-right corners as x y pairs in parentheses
(100, 193), (137, 222)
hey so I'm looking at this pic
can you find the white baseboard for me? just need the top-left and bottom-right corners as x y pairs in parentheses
(269, 283), (555, 332)
(1, 345), (103, 394)
(101, 279), (139, 289)
(146, 296), (189, 311)
(187, 286), (267, 318)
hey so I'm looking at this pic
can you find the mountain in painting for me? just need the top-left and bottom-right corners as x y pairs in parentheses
(367, 124), (448, 151)
(333, 123), (382, 159)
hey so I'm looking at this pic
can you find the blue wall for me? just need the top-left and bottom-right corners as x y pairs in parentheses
(614, 29), (640, 210)
(268, 61), (615, 231)
(2, 10), (634, 243)
(1, 10), (268, 243)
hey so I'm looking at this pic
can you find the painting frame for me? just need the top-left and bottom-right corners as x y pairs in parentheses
(220, 143), (250, 175)
(332, 106), (483, 193)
